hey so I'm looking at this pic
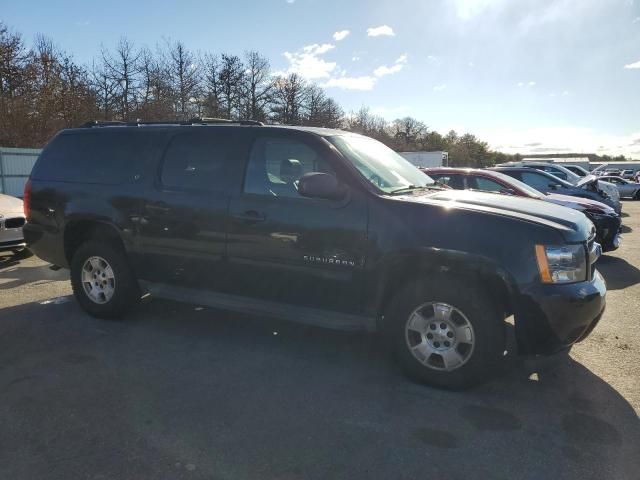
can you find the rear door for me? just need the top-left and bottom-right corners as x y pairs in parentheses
(226, 131), (369, 314)
(133, 128), (250, 290)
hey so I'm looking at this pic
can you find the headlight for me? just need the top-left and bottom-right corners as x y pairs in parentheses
(534, 244), (587, 284)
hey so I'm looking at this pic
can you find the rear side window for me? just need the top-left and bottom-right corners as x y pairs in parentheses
(32, 131), (155, 184)
(160, 131), (247, 192)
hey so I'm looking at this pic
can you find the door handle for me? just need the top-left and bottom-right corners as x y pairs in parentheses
(233, 210), (266, 223)
(146, 202), (170, 213)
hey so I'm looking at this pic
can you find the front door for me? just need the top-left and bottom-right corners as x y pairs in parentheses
(226, 132), (368, 314)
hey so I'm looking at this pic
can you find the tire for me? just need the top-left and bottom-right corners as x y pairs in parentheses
(635, 190), (640, 200)
(386, 277), (505, 390)
(70, 240), (140, 319)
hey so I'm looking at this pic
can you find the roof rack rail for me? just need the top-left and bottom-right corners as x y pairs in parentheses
(187, 117), (263, 126)
(80, 120), (128, 128)
(80, 118), (264, 128)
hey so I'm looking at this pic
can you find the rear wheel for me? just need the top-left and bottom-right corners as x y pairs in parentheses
(386, 278), (505, 389)
(70, 240), (139, 318)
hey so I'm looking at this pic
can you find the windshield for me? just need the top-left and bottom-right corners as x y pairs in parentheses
(329, 135), (434, 193)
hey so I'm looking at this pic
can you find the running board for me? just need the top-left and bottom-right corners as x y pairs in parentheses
(139, 281), (376, 332)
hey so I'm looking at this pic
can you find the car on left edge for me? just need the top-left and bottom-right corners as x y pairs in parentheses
(0, 193), (29, 256)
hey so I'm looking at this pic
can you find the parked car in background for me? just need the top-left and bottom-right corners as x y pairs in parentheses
(499, 161), (620, 206)
(563, 165), (589, 177)
(0, 193), (29, 256)
(597, 176), (640, 199)
(424, 167), (621, 252)
(491, 166), (622, 214)
(23, 121), (607, 389)
(620, 170), (636, 181)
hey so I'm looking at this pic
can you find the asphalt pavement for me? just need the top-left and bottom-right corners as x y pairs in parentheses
(1, 202), (639, 480)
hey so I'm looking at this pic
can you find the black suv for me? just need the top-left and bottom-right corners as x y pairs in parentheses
(24, 120), (606, 389)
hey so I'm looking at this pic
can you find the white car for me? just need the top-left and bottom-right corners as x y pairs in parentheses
(0, 193), (28, 255)
(598, 176), (640, 199)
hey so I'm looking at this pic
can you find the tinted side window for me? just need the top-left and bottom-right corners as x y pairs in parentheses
(430, 174), (464, 189)
(468, 176), (504, 192)
(521, 171), (554, 191)
(543, 167), (567, 180)
(244, 136), (335, 198)
(33, 131), (153, 184)
(161, 132), (245, 191)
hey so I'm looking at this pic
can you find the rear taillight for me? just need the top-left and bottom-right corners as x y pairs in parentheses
(23, 178), (32, 220)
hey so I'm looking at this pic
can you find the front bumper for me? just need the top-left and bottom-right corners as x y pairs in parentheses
(0, 216), (26, 252)
(589, 213), (622, 252)
(515, 269), (606, 355)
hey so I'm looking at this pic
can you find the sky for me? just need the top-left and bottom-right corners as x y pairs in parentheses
(2, 0), (640, 157)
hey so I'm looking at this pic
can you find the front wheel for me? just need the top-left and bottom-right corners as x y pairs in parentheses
(70, 241), (140, 319)
(386, 278), (506, 389)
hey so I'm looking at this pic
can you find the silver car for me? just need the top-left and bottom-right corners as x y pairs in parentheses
(0, 193), (28, 254)
(598, 176), (640, 199)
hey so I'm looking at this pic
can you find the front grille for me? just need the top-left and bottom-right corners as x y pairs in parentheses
(3, 217), (26, 229)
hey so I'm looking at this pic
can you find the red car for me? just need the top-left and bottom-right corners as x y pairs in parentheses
(422, 167), (621, 252)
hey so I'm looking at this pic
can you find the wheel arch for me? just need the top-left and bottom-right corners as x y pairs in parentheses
(374, 250), (518, 331)
(63, 218), (128, 266)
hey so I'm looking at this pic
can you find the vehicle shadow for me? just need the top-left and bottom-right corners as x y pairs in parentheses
(0, 299), (638, 480)
(596, 255), (640, 290)
(620, 224), (632, 234)
(0, 259), (67, 289)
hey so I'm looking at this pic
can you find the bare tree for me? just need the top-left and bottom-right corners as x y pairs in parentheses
(270, 73), (308, 125)
(202, 53), (222, 118)
(138, 46), (173, 120)
(391, 116), (427, 150)
(165, 40), (200, 120)
(303, 85), (343, 128)
(90, 60), (116, 120)
(218, 54), (244, 119)
(101, 37), (141, 120)
(240, 51), (272, 121)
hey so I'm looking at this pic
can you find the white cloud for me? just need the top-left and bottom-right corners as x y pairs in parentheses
(633, 16), (640, 23)
(517, 81), (536, 87)
(624, 60), (640, 69)
(367, 25), (395, 37)
(333, 30), (350, 41)
(481, 127), (640, 158)
(303, 43), (335, 55)
(323, 76), (377, 90)
(433, 84), (447, 91)
(528, 81), (536, 86)
(280, 43), (337, 79)
(373, 54), (408, 77)
(286, 0), (295, 3)
(352, 56), (360, 61)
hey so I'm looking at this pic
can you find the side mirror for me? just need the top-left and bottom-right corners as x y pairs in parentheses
(298, 172), (346, 201)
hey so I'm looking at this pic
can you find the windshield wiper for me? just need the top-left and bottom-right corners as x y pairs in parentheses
(388, 184), (438, 195)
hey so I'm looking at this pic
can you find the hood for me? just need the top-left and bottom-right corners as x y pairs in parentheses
(0, 193), (24, 216)
(396, 189), (592, 238)
(576, 175), (620, 202)
(577, 174), (598, 187)
(544, 193), (615, 214)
